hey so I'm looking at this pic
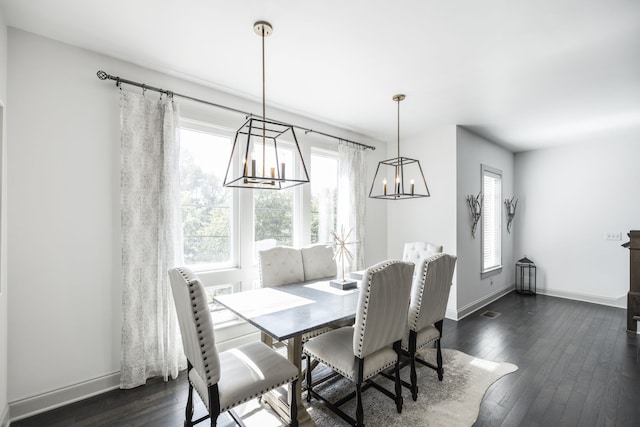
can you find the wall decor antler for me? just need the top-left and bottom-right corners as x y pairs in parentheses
(505, 197), (518, 233)
(466, 191), (483, 238)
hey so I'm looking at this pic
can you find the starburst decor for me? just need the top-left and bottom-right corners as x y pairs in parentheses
(330, 225), (358, 290)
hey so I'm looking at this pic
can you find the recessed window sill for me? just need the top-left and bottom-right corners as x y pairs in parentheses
(481, 267), (502, 280)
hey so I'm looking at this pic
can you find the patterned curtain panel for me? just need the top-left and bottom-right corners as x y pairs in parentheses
(119, 91), (186, 389)
(337, 142), (366, 271)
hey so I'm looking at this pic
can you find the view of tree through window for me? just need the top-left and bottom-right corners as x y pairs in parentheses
(311, 152), (338, 244)
(254, 145), (295, 247)
(180, 128), (233, 267)
(254, 189), (294, 246)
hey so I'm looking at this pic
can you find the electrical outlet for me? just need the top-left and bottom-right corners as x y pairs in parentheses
(605, 232), (622, 241)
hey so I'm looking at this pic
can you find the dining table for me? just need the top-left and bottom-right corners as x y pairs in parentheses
(214, 279), (360, 427)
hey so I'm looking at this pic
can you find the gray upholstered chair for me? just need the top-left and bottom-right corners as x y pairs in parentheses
(300, 244), (337, 282)
(402, 241), (443, 265)
(258, 246), (334, 343)
(168, 267), (299, 427)
(402, 253), (457, 401)
(258, 246), (305, 287)
(304, 260), (414, 427)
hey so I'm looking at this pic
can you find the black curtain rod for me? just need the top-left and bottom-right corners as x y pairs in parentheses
(96, 70), (375, 151)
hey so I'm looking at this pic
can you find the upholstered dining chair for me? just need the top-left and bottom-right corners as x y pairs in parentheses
(300, 244), (337, 282)
(304, 260), (414, 427)
(168, 267), (299, 427)
(258, 246), (336, 344)
(402, 253), (456, 401)
(258, 246), (305, 287)
(402, 241), (443, 265)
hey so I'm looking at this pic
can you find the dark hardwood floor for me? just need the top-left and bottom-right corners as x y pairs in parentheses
(11, 293), (640, 426)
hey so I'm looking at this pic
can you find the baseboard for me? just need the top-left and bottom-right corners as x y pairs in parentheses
(446, 286), (626, 323)
(9, 372), (120, 422)
(1, 404), (9, 427)
(8, 326), (261, 423)
(537, 287), (626, 309)
(454, 286), (514, 320)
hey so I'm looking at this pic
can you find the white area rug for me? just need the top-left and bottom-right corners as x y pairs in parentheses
(229, 348), (518, 427)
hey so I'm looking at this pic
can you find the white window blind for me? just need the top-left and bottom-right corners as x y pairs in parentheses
(482, 165), (502, 273)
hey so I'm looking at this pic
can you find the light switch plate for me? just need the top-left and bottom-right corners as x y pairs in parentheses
(605, 232), (622, 241)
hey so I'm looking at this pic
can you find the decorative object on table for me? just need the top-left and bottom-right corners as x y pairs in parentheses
(466, 191), (483, 238)
(504, 197), (518, 233)
(330, 225), (358, 290)
(515, 256), (536, 295)
(369, 94), (430, 200)
(224, 21), (310, 189)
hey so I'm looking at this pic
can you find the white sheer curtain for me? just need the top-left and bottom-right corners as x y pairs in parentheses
(119, 91), (186, 389)
(337, 142), (366, 271)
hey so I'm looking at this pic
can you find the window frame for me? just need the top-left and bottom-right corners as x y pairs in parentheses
(309, 147), (340, 245)
(481, 164), (502, 277)
(178, 118), (240, 272)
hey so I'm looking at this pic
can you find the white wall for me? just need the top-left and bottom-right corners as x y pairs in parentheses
(6, 28), (387, 418)
(0, 8), (8, 427)
(514, 140), (639, 306)
(456, 127), (514, 318)
(386, 125), (458, 312)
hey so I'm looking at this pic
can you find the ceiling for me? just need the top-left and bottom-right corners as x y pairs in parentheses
(1, 0), (639, 152)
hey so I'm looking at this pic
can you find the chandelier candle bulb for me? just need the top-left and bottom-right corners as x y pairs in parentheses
(411, 179), (415, 196)
(251, 159), (256, 177)
(396, 177), (400, 194)
(270, 167), (275, 179)
(383, 178), (387, 195)
(280, 162), (285, 180)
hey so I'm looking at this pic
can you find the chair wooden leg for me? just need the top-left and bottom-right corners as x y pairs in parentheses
(355, 382), (364, 427)
(185, 363), (194, 427)
(436, 339), (444, 381)
(209, 384), (221, 427)
(435, 320), (444, 381)
(408, 330), (418, 400)
(306, 356), (313, 403)
(355, 357), (364, 427)
(393, 341), (404, 413)
(290, 378), (298, 427)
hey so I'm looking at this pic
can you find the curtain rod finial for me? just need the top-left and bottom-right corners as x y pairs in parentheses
(96, 70), (108, 80)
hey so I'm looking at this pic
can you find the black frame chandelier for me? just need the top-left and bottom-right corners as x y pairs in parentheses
(369, 94), (430, 200)
(224, 21), (310, 190)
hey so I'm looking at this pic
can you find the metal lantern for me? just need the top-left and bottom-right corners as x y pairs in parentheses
(224, 21), (310, 190)
(515, 257), (536, 295)
(369, 94), (430, 200)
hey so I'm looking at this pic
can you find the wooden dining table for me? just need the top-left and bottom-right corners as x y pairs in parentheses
(214, 279), (360, 426)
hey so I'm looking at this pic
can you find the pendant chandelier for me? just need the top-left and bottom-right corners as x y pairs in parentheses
(369, 94), (430, 200)
(224, 21), (310, 190)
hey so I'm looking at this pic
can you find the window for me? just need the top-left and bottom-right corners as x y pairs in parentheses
(481, 164), (502, 275)
(179, 125), (235, 270)
(310, 150), (339, 244)
(254, 144), (296, 249)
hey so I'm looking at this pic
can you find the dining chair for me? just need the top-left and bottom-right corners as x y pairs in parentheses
(402, 241), (443, 264)
(401, 253), (456, 401)
(304, 260), (414, 427)
(300, 244), (337, 282)
(258, 246), (334, 342)
(258, 246), (305, 287)
(168, 267), (299, 427)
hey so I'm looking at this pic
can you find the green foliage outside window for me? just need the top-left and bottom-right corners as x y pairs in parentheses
(254, 189), (294, 246)
(181, 150), (231, 264)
